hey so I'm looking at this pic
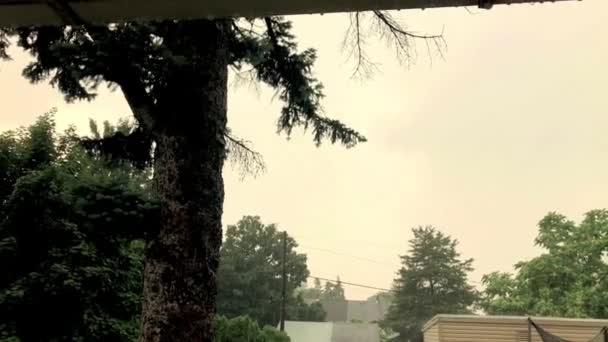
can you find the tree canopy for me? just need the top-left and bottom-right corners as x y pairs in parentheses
(0, 17), (370, 148)
(0, 114), (296, 341)
(481, 209), (608, 318)
(383, 226), (478, 342)
(217, 215), (325, 325)
(0, 10), (440, 340)
(0, 112), (157, 341)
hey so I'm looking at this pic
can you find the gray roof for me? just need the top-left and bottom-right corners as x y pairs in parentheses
(322, 297), (391, 323)
(284, 321), (380, 342)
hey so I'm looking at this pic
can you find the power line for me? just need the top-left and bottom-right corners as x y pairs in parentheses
(298, 244), (480, 286)
(224, 236), (480, 288)
(292, 234), (406, 254)
(309, 275), (392, 292)
(299, 245), (401, 269)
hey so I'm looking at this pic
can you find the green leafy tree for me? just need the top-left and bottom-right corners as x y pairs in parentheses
(481, 210), (608, 318)
(217, 215), (324, 325)
(287, 295), (326, 322)
(1, 10), (440, 339)
(384, 226), (478, 342)
(213, 316), (290, 342)
(0, 109), (57, 217)
(0, 113), (157, 341)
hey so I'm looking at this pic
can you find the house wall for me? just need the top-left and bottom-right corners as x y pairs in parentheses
(321, 299), (348, 322)
(284, 321), (333, 342)
(424, 318), (607, 342)
(331, 322), (380, 342)
(322, 297), (391, 323)
(437, 321), (527, 342)
(346, 300), (387, 322)
(424, 324), (440, 342)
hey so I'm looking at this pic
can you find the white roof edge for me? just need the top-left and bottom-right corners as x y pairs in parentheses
(422, 314), (608, 333)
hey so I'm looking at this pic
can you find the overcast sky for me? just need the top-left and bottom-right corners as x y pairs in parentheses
(1, 0), (606, 299)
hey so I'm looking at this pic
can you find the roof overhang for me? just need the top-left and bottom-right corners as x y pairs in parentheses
(0, 0), (578, 27)
(422, 315), (608, 332)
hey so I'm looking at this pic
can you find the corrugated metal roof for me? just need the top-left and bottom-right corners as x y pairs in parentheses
(422, 315), (608, 333)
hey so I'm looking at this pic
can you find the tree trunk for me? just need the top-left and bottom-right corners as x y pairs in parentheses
(140, 20), (229, 342)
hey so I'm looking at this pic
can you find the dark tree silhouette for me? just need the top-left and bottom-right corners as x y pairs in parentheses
(0, 12), (441, 341)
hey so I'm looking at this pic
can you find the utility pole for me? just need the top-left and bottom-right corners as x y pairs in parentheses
(280, 230), (287, 331)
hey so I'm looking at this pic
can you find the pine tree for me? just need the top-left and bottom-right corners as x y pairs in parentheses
(384, 226), (478, 342)
(0, 13), (440, 341)
(323, 277), (346, 301)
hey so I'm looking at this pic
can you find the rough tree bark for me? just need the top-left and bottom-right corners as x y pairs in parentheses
(140, 20), (229, 342)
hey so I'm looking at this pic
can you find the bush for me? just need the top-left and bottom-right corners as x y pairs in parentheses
(214, 315), (290, 342)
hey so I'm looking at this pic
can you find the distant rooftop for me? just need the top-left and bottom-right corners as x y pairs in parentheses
(321, 297), (392, 323)
(422, 314), (608, 332)
(284, 321), (380, 342)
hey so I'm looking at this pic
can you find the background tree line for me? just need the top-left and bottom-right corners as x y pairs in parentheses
(383, 210), (608, 342)
(2, 113), (607, 342)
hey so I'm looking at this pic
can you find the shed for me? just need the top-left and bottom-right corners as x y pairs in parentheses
(422, 315), (608, 342)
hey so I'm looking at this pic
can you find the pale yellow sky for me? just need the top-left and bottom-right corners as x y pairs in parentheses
(1, 0), (606, 299)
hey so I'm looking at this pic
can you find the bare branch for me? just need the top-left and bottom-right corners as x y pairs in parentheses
(342, 12), (378, 79)
(344, 10), (447, 72)
(372, 10), (447, 67)
(231, 19), (265, 38)
(373, 11), (444, 40)
(229, 65), (261, 94)
(225, 131), (266, 179)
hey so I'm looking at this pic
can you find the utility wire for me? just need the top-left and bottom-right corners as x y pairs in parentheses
(309, 275), (391, 292)
(292, 234), (406, 254)
(224, 236), (480, 289)
(299, 245), (401, 269)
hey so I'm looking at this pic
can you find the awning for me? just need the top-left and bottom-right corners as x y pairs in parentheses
(0, 0), (578, 27)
